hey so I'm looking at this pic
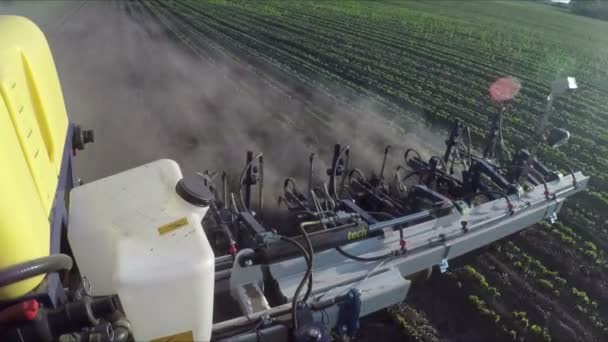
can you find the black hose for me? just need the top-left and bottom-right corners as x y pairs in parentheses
(297, 223), (315, 303)
(561, 164), (577, 187)
(464, 124), (472, 166)
(335, 246), (393, 262)
(278, 236), (312, 330)
(0, 254), (73, 288)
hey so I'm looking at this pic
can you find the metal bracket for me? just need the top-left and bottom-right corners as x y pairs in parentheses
(335, 288), (362, 338)
(547, 212), (558, 225)
(230, 249), (270, 317)
(439, 243), (451, 273)
(294, 304), (331, 342)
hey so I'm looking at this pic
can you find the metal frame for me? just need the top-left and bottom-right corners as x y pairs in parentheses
(213, 171), (587, 338)
(13, 124), (75, 309)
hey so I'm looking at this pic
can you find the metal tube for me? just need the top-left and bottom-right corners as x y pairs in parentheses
(230, 193), (239, 214)
(259, 156), (264, 219)
(308, 153), (316, 194)
(292, 210), (332, 218)
(239, 152), (263, 213)
(301, 220), (322, 232)
(310, 191), (326, 225)
(222, 172), (228, 210)
(368, 210), (431, 233)
(350, 177), (404, 211)
(244, 151), (253, 210)
(394, 167), (407, 194)
(379, 145), (391, 181)
(323, 183), (335, 210)
(212, 303), (293, 333)
(339, 148), (350, 198)
(520, 94), (553, 185)
(464, 124), (472, 167)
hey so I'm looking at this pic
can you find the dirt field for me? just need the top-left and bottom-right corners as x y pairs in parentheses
(2, 0), (443, 192)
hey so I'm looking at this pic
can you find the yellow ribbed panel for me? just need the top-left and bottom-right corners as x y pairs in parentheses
(0, 15), (68, 300)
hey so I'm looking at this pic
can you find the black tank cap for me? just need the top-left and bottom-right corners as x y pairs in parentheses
(175, 176), (214, 207)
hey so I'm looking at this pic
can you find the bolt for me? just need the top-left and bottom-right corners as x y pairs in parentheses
(82, 129), (95, 144)
(306, 327), (321, 341)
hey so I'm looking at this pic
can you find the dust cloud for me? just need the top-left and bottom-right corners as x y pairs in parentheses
(14, 1), (447, 207)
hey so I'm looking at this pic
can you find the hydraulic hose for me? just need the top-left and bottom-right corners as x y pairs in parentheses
(0, 254), (73, 288)
(335, 246), (393, 262)
(298, 221), (319, 302)
(279, 236), (312, 330)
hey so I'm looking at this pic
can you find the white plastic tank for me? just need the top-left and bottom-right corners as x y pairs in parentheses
(68, 159), (214, 341)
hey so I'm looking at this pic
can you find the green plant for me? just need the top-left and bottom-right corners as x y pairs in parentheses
(584, 249), (598, 260)
(528, 325), (551, 341)
(488, 286), (501, 297)
(463, 265), (489, 289)
(513, 311), (529, 328)
(530, 324), (542, 335)
(572, 287), (591, 305)
(469, 295), (500, 323)
(584, 241), (598, 251)
(537, 279), (554, 292)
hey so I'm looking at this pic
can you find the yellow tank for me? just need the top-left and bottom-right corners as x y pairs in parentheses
(0, 16), (68, 300)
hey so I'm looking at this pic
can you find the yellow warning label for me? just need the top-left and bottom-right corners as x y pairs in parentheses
(150, 330), (194, 342)
(157, 217), (189, 236)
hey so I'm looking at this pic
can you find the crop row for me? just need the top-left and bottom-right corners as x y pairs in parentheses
(178, 0), (608, 191)
(150, 1), (608, 258)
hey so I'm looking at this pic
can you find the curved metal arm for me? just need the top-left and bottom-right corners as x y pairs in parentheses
(284, 178), (299, 196)
(335, 146), (350, 199)
(348, 168), (366, 185)
(239, 152), (263, 212)
(404, 148), (421, 165)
